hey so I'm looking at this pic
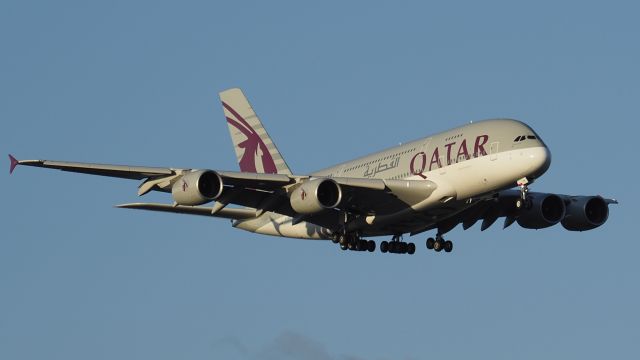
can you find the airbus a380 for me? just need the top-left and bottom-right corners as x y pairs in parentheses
(9, 88), (617, 255)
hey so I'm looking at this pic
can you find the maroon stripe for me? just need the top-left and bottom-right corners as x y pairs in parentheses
(222, 102), (256, 136)
(226, 117), (253, 138)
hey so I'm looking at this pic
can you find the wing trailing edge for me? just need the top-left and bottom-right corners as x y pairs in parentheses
(116, 203), (256, 220)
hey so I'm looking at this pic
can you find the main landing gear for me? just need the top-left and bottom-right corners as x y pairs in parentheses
(332, 233), (375, 252)
(426, 235), (453, 253)
(380, 235), (415, 255)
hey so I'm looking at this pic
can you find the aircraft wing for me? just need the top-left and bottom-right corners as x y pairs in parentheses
(10, 155), (175, 179)
(10, 155), (294, 196)
(10, 154), (453, 233)
(410, 190), (619, 236)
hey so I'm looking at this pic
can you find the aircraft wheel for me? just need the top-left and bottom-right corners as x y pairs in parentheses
(380, 241), (389, 253)
(367, 240), (376, 252)
(399, 242), (407, 254)
(444, 240), (453, 253)
(407, 242), (416, 255)
(340, 243), (348, 251)
(348, 241), (355, 250)
(331, 234), (339, 244)
(426, 237), (435, 250)
(338, 234), (348, 245)
(359, 239), (368, 251)
(433, 240), (443, 252)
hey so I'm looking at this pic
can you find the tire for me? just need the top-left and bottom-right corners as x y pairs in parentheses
(407, 242), (416, 255)
(444, 240), (453, 253)
(359, 240), (368, 251)
(340, 243), (348, 251)
(434, 240), (443, 252)
(426, 238), (435, 250)
(339, 234), (348, 245)
(367, 240), (376, 252)
(380, 241), (389, 253)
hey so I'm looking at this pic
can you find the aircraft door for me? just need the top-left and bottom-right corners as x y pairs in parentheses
(490, 142), (499, 161)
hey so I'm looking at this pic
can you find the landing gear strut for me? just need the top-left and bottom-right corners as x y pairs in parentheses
(380, 235), (415, 255)
(515, 177), (532, 209)
(426, 234), (453, 253)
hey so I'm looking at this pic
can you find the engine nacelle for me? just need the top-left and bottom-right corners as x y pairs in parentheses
(517, 193), (566, 229)
(171, 170), (223, 206)
(290, 178), (342, 215)
(561, 196), (609, 231)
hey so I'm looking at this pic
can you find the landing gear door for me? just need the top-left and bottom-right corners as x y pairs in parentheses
(490, 142), (499, 161)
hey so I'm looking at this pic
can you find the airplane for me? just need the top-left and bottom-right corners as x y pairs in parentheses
(9, 88), (617, 255)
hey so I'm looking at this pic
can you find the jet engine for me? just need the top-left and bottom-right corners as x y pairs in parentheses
(517, 193), (566, 229)
(290, 178), (342, 215)
(171, 170), (223, 206)
(561, 196), (609, 231)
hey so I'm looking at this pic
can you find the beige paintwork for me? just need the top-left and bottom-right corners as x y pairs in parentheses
(12, 88), (616, 242)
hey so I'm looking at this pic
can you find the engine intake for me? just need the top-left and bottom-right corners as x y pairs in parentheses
(517, 193), (566, 229)
(171, 170), (223, 206)
(290, 178), (342, 214)
(561, 196), (609, 231)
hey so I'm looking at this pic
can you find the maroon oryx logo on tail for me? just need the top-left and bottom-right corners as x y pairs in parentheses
(223, 102), (277, 174)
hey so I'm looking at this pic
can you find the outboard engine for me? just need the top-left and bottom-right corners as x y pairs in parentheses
(561, 196), (609, 231)
(171, 170), (223, 206)
(517, 193), (566, 229)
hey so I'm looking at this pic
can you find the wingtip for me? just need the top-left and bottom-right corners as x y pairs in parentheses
(8, 154), (18, 174)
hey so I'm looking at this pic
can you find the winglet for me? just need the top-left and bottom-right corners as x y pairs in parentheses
(8, 154), (19, 174)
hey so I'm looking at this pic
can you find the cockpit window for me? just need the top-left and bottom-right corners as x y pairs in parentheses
(514, 136), (522, 142)
(519, 136), (526, 142)
(527, 135), (537, 140)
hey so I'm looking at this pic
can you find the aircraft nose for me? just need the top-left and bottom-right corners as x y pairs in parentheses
(528, 146), (551, 178)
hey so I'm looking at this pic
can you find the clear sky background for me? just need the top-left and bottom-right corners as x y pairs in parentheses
(1, 1), (638, 359)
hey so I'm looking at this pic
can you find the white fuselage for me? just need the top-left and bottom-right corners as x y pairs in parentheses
(234, 119), (551, 239)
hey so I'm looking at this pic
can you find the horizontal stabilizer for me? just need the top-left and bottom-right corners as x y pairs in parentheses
(116, 203), (256, 220)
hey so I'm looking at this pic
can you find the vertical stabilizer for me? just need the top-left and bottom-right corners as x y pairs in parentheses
(219, 88), (292, 175)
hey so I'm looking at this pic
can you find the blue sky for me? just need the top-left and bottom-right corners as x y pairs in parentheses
(1, 1), (638, 359)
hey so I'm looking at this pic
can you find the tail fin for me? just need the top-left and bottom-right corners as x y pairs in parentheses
(219, 88), (292, 175)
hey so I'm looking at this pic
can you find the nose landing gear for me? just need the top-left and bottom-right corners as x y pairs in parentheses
(515, 177), (533, 209)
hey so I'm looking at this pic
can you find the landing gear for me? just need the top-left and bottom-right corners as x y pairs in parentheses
(331, 233), (340, 244)
(516, 177), (532, 210)
(444, 240), (453, 253)
(334, 232), (375, 253)
(426, 235), (453, 253)
(380, 235), (415, 255)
